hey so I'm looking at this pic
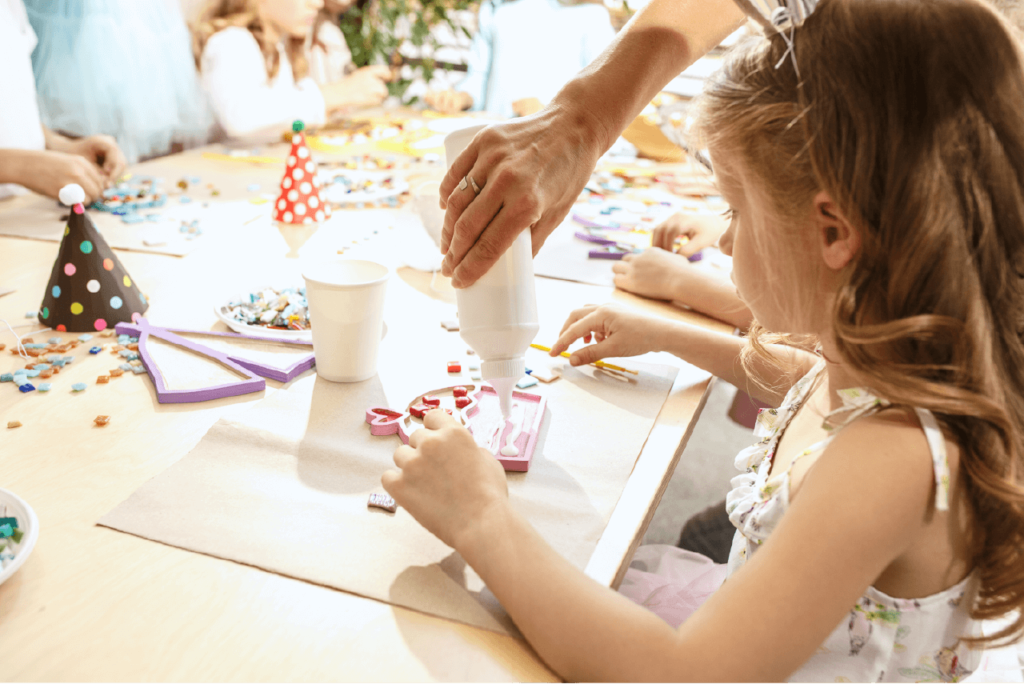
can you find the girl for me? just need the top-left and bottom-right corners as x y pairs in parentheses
(381, 0), (1024, 680)
(194, 0), (392, 140)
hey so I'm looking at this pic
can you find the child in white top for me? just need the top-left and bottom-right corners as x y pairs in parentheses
(379, 0), (1024, 680)
(194, 0), (391, 139)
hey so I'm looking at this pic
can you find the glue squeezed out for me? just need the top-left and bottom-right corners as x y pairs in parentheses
(444, 125), (540, 419)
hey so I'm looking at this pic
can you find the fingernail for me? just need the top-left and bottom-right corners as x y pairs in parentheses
(439, 198), (447, 209)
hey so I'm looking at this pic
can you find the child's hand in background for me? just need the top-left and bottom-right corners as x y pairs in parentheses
(551, 303), (668, 366)
(424, 89), (473, 114)
(511, 97), (544, 117)
(65, 134), (127, 182)
(324, 65), (392, 110)
(612, 248), (690, 301)
(11, 149), (109, 204)
(651, 211), (728, 256)
(383, 409), (509, 550)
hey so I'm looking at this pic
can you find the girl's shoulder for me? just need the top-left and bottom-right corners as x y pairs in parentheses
(817, 406), (958, 514)
(202, 26), (262, 63)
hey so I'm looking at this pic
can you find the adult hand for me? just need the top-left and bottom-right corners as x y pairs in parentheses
(325, 65), (392, 110)
(438, 105), (608, 288)
(382, 410), (509, 549)
(14, 150), (108, 204)
(66, 134), (127, 182)
(424, 89), (473, 114)
(612, 248), (689, 300)
(651, 211), (727, 256)
(550, 303), (667, 366)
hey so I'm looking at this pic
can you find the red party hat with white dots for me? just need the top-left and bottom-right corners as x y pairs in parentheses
(272, 120), (331, 225)
(37, 184), (149, 333)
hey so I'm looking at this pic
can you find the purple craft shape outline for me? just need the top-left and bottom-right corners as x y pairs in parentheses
(115, 318), (265, 404)
(116, 321), (315, 382)
(366, 384), (547, 472)
(157, 327), (313, 382)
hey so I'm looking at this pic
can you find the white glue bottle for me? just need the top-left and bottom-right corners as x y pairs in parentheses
(444, 124), (540, 418)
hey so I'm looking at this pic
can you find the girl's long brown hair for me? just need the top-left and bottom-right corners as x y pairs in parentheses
(193, 0), (310, 82)
(699, 0), (1024, 646)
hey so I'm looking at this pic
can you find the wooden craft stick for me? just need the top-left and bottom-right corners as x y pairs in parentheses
(529, 344), (638, 375)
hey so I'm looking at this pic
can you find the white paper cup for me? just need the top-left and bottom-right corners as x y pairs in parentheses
(302, 259), (390, 382)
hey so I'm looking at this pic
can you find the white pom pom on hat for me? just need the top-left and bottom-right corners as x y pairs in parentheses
(58, 184), (86, 206)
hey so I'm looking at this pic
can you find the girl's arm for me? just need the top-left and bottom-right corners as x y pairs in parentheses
(549, 304), (816, 406)
(200, 27), (325, 139)
(384, 409), (939, 681)
(612, 249), (754, 330)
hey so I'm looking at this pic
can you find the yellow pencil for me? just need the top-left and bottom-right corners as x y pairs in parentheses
(530, 343), (639, 375)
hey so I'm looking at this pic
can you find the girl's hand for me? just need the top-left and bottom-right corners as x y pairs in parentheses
(551, 303), (667, 366)
(67, 135), (127, 182)
(382, 409), (509, 549)
(511, 97), (544, 117)
(424, 89), (473, 114)
(612, 248), (690, 300)
(651, 212), (728, 256)
(12, 149), (107, 204)
(326, 66), (392, 110)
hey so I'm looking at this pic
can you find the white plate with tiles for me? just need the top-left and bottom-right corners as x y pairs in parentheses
(0, 488), (39, 587)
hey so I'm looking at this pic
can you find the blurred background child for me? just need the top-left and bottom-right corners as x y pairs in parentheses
(194, 0), (393, 140)
(424, 0), (615, 118)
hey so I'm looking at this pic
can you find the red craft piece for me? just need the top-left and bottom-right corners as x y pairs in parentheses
(421, 395), (440, 407)
(409, 403), (431, 419)
(272, 121), (331, 226)
(452, 386), (468, 398)
(455, 396), (471, 409)
(447, 362), (461, 373)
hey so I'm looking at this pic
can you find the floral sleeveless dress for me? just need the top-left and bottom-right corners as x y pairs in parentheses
(726, 361), (981, 682)
(621, 361), (991, 682)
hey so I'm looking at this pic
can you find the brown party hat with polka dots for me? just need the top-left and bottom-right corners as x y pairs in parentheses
(272, 120), (331, 225)
(37, 184), (149, 333)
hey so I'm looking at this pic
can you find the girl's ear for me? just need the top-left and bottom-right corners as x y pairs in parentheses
(814, 191), (860, 271)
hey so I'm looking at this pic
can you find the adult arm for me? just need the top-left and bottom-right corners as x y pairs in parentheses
(438, 0), (746, 287)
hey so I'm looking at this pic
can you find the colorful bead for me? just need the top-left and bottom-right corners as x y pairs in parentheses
(367, 492), (397, 513)
(447, 362), (461, 373)
(421, 395), (441, 407)
(94, 415), (111, 427)
(455, 396), (471, 409)
(71, 383), (87, 392)
(452, 387), (468, 398)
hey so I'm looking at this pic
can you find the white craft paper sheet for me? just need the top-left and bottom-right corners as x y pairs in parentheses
(0, 192), (264, 257)
(99, 320), (679, 635)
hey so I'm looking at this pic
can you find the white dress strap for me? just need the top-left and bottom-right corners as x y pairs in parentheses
(913, 407), (951, 511)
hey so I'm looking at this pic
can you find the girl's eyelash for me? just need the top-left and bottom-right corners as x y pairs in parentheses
(722, 208), (738, 221)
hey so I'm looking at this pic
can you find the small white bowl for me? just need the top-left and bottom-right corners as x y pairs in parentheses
(0, 488), (39, 587)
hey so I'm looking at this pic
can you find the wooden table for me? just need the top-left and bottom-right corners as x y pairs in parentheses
(0, 140), (730, 681)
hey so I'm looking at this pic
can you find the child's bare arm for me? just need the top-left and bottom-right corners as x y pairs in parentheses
(612, 249), (753, 329)
(384, 410), (938, 681)
(549, 303), (816, 405)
